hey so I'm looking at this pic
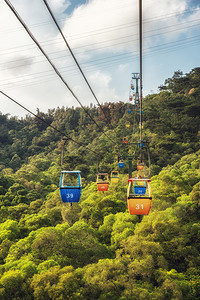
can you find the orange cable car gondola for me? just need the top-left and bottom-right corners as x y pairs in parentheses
(127, 178), (152, 215)
(137, 162), (144, 170)
(97, 173), (109, 191)
(111, 170), (119, 184)
(123, 137), (128, 144)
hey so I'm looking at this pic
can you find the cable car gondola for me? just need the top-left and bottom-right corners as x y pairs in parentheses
(138, 140), (144, 148)
(118, 160), (125, 168)
(118, 155), (125, 168)
(97, 173), (109, 191)
(127, 178), (151, 215)
(111, 170), (119, 184)
(59, 170), (82, 203)
(139, 122), (143, 129)
(137, 160), (144, 170)
(123, 137), (128, 144)
(134, 179), (146, 195)
(137, 163), (144, 170)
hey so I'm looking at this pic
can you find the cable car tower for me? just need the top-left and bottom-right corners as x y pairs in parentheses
(132, 73), (140, 105)
(127, 0), (152, 216)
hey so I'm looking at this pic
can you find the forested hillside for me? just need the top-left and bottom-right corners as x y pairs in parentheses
(0, 68), (199, 299)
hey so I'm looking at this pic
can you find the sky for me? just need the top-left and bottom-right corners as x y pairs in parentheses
(0, 0), (200, 117)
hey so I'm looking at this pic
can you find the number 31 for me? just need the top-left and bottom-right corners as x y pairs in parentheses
(136, 204), (144, 209)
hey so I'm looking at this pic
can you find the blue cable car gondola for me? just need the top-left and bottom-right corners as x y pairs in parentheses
(59, 170), (82, 203)
(134, 180), (147, 195)
(118, 160), (125, 168)
(138, 140), (144, 148)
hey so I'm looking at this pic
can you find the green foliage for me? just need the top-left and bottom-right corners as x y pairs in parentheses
(19, 213), (52, 231)
(31, 265), (83, 300)
(158, 68), (200, 93)
(0, 220), (20, 242)
(186, 267), (200, 299)
(0, 68), (199, 298)
(80, 182), (127, 228)
(99, 212), (137, 248)
(0, 269), (24, 299)
(144, 69), (200, 168)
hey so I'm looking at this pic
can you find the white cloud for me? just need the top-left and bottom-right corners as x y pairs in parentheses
(48, 0), (70, 15)
(0, 0), (199, 117)
(63, 0), (138, 54)
(63, 0), (199, 54)
(88, 70), (119, 101)
(118, 64), (129, 72)
(4, 55), (35, 76)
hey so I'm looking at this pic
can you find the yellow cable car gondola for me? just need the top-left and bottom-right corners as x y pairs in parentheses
(111, 171), (119, 184)
(127, 178), (152, 215)
(125, 121), (131, 128)
(139, 122), (143, 129)
(97, 173), (109, 191)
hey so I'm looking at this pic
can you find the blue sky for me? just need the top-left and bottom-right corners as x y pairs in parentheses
(0, 0), (199, 117)
(65, 0), (87, 15)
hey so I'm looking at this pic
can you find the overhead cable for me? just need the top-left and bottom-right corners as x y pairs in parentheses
(0, 90), (99, 155)
(139, 0), (143, 147)
(1, 18), (200, 71)
(42, 0), (116, 132)
(1, 16), (200, 58)
(4, 0), (117, 145)
(1, 5), (199, 37)
(2, 35), (200, 91)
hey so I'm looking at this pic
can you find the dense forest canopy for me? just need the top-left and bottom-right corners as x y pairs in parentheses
(0, 68), (199, 299)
